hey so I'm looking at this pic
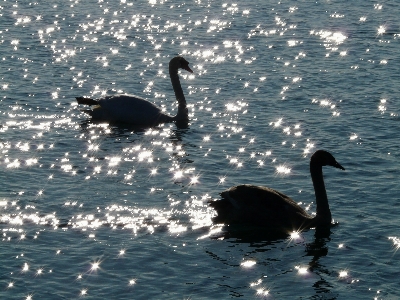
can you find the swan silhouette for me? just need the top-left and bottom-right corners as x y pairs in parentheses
(76, 56), (193, 126)
(209, 150), (345, 232)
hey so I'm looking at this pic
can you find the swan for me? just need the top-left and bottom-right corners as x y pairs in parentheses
(209, 150), (345, 232)
(76, 56), (193, 126)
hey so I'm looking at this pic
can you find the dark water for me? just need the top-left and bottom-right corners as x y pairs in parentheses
(1, 0), (400, 299)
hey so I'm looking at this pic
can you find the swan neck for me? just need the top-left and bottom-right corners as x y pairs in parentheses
(310, 162), (331, 221)
(169, 68), (187, 109)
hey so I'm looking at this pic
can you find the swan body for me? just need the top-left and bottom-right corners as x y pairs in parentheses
(76, 56), (193, 126)
(209, 150), (345, 232)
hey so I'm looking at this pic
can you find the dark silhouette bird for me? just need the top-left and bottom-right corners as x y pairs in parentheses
(209, 150), (345, 232)
(76, 56), (193, 126)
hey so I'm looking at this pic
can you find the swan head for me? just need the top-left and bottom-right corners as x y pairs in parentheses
(311, 150), (345, 170)
(170, 56), (193, 73)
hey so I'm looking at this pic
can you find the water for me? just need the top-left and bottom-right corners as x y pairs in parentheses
(1, 0), (400, 299)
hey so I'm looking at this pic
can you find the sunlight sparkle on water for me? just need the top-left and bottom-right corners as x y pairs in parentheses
(169, 223), (187, 234)
(256, 288), (269, 297)
(7, 159), (20, 168)
(22, 262), (29, 272)
(108, 156), (121, 167)
(241, 260), (256, 268)
(290, 231), (301, 240)
(349, 134), (358, 140)
(91, 261), (101, 271)
(339, 270), (348, 278)
(197, 225), (223, 240)
(312, 30), (347, 45)
(303, 142), (315, 155)
(190, 175), (199, 184)
(271, 118), (283, 128)
(378, 98), (387, 113)
(388, 236), (400, 251)
(138, 150), (153, 162)
(276, 165), (291, 174)
(129, 279), (136, 286)
(296, 266), (308, 275)
(377, 25), (386, 35)
(250, 279), (262, 287)
(173, 170), (184, 180)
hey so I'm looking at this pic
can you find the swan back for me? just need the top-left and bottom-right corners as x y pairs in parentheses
(94, 95), (165, 124)
(213, 185), (312, 230)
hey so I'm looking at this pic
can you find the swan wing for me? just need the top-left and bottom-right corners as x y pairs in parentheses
(221, 184), (299, 210)
(96, 95), (168, 124)
(213, 184), (309, 228)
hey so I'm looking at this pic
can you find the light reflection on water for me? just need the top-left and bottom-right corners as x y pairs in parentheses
(1, 0), (400, 298)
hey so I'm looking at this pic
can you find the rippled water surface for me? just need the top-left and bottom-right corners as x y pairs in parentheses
(1, 0), (400, 299)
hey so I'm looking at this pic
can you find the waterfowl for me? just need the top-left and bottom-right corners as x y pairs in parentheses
(209, 150), (345, 232)
(76, 56), (193, 126)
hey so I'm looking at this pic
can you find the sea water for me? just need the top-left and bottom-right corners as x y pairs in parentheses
(1, 0), (400, 299)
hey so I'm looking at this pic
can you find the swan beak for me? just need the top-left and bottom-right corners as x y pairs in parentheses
(334, 161), (345, 170)
(183, 65), (193, 73)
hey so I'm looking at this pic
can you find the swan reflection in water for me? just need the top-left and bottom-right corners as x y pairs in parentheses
(205, 225), (338, 297)
(76, 56), (193, 127)
(209, 150), (345, 234)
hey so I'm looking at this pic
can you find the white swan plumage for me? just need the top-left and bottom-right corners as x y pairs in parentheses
(76, 56), (193, 126)
(209, 150), (345, 232)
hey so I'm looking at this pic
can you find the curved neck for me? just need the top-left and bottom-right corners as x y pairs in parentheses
(310, 161), (331, 224)
(169, 67), (188, 121)
(169, 67), (187, 108)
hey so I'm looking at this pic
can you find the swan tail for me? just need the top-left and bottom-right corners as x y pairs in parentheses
(208, 200), (227, 224)
(208, 199), (239, 223)
(76, 97), (98, 106)
(80, 109), (94, 116)
(208, 199), (229, 210)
